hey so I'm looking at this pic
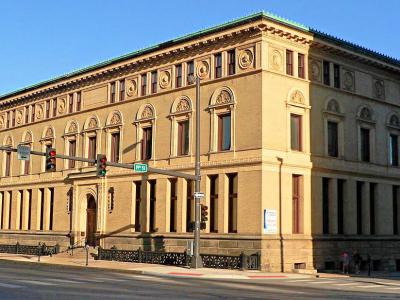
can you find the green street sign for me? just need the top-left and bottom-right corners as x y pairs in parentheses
(134, 163), (148, 173)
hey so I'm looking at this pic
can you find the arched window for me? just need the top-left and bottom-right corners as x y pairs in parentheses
(105, 111), (123, 163)
(169, 96), (193, 157)
(2, 135), (13, 177)
(83, 116), (101, 166)
(208, 86), (236, 153)
(40, 126), (55, 172)
(323, 98), (344, 158)
(64, 121), (79, 169)
(134, 104), (156, 161)
(356, 105), (375, 163)
(20, 131), (33, 175)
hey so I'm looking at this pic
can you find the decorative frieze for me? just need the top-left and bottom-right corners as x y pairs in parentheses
(309, 59), (322, 82)
(126, 77), (138, 98)
(159, 69), (172, 89)
(196, 57), (211, 80)
(238, 48), (254, 70)
(373, 78), (385, 100)
(269, 47), (283, 72)
(342, 68), (355, 92)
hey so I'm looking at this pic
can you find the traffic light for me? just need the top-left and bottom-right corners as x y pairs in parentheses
(96, 154), (107, 177)
(45, 147), (56, 171)
(200, 204), (208, 230)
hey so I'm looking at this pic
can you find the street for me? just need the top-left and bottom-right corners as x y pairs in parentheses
(0, 261), (399, 299)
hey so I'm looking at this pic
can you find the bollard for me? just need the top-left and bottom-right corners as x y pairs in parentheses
(85, 245), (89, 266)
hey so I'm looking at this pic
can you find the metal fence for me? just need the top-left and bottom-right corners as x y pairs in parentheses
(0, 242), (60, 256)
(97, 247), (260, 270)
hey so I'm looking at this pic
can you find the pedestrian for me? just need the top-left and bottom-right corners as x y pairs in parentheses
(353, 250), (361, 274)
(341, 251), (350, 274)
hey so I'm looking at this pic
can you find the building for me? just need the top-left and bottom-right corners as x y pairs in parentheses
(0, 12), (399, 272)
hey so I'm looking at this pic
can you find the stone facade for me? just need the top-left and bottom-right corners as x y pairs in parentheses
(0, 12), (399, 272)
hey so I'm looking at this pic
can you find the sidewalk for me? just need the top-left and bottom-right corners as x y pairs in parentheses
(0, 253), (309, 280)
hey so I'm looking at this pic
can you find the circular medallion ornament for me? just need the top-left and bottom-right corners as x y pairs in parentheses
(374, 80), (384, 99)
(238, 49), (254, 69)
(159, 71), (171, 89)
(126, 79), (137, 97)
(196, 61), (210, 79)
(343, 71), (354, 90)
(58, 99), (66, 114)
(0, 116), (4, 129)
(36, 105), (44, 120)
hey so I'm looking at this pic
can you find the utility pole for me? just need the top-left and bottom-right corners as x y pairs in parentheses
(191, 76), (203, 268)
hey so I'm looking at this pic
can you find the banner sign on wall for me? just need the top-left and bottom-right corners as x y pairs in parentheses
(263, 209), (277, 234)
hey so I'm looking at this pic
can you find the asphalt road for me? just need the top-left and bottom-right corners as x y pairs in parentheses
(0, 261), (399, 299)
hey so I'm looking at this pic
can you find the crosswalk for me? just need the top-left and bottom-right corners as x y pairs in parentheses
(281, 278), (400, 293)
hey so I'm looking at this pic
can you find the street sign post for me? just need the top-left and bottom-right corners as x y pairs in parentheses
(194, 192), (204, 198)
(17, 145), (31, 161)
(134, 163), (148, 173)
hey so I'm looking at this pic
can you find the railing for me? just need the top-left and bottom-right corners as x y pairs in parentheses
(97, 247), (260, 270)
(0, 242), (60, 256)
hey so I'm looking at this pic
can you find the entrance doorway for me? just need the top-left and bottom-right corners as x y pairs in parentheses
(86, 195), (97, 246)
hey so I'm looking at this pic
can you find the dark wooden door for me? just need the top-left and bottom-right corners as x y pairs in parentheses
(86, 196), (97, 246)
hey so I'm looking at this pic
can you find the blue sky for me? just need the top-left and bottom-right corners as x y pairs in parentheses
(0, 0), (398, 96)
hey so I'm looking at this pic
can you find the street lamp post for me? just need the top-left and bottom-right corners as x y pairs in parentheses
(191, 76), (203, 268)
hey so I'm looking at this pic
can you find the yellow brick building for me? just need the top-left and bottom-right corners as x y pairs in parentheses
(0, 12), (399, 272)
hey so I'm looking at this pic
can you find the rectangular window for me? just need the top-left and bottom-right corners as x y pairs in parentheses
(25, 106), (29, 124)
(370, 183), (376, 235)
(24, 146), (30, 175)
(175, 64), (182, 88)
(393, 186), (399, 235)
(76, 92), (81, 111)
(19, 190), (23, 230)
(218, 113), (231, 151)
(141, 127), (152, 160)
(88, 136), (97, 166)
(68, 93), (74, 113)
(328, 121), (339, 157)
(46, 100), (50, 119)
(390, 134), (399, 166)
(334, 64), (340, 88)
(323, 61), (330, 86)
(286, 50), (293, 76)
(8, 192), (12, 230)
(151, 71), (157, 94)
(6, 111), (10, 129)
(360, 128), (370, 162)
(134, 181), (141, 232)
(27, 190), (32, 230)
(322, 177), (330, 234)
(0, 192), (4, 229)
(31, 104), (36, 122)
(290, 114), (302, 151)
(215, 53), (222, 78)
(12, 110), (15, 127)
(186, 180), (193, 232)
(5, 152), (11, 177)
(141, 73), (147, 96)
(52, 99), (57, 117)
(209, 175), (218, 233)
(187, 61), (194, 84)
(68, 140), (76, 169)
(356, 181), (363, 235)
(337, 179), (345, 234)
(110, 82), (116, 103)
(39, 188), (44, 231)
(228, 173), (238, 233)
(298, 53), (305, 79)
(149, 180), (156, 232)
(227, 49), (236, 75)
(119, 80), (125, 101)
(177, 120), (189, 156)
(111, 132), (120, 162)
(169, 179), (177, 232)
(292, 175), (303, 234)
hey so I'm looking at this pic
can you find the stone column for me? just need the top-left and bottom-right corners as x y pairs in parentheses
(218, 174), (228, 233)
(31, 189), (39, 231)
(4, 191), (11, 230)
(375, 183), (392, 235)
(10, 191), (18, 230)
(329, 179), (338, 234)
(344, 180), (357, 234)
(44, 188), (51, 231)
(311, 175), (323, 234)
(155, 178), (168, 233)
(176, 178), (185, 233)
(362, 182), (370, 235)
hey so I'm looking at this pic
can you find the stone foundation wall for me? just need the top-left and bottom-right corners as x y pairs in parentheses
(0, 231), (70, 249)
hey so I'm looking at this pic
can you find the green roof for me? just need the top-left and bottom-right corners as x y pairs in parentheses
(1, 11), (399, 100)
